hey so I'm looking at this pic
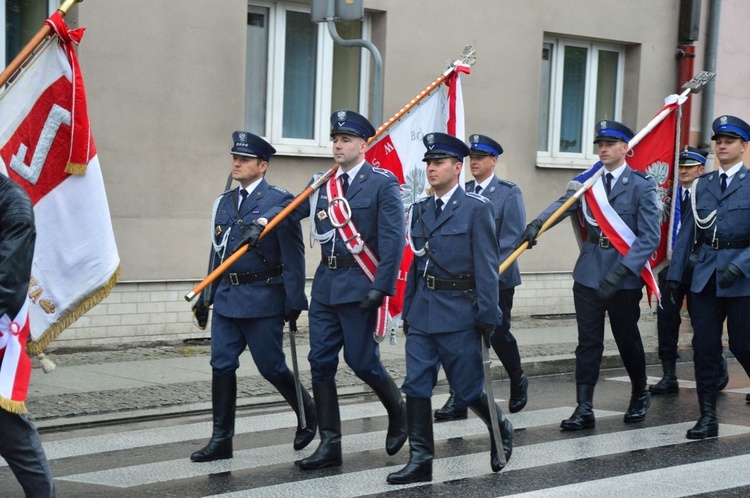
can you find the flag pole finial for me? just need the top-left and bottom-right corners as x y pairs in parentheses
(58, 0), (83, 16)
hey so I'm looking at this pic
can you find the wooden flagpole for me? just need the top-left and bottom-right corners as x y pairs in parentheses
(0, 0), (82, 88)
(185, 46), (477, 301)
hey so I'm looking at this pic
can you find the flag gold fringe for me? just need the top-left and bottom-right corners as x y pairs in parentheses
(26, 265), (121, 355)
(64, 161), (87, 175)
(0, 396), (27, 414)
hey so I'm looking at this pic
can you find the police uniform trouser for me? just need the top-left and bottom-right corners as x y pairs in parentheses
(690, 276), (750, 396)
(573, 282), (646, 386)
(210, 311), (288, 382)
(402, 327), (484, 408)
(656, 268), (692, 362)
(491, 288), (522, 374)
(307, 299), (390, 385)
(0, 409), (56, 497)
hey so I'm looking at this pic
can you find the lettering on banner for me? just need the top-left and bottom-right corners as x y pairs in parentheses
(9, 104), (71, 185)
(28, 274), (57, 315)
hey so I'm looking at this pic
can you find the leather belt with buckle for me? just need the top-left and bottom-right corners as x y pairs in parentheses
(710, 238), (750, 250)
(423, 274), (476, 291)
(223, 266), (283, 285)
(322, 255), (359, 269)
(587, 233), (611, 249)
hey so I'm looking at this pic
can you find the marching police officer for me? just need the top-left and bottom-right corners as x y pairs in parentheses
(651, 147), (729, 394)
(436, 134), (528, 420)
(518, 120), (660, 431)
(668, 115), (750, 439)
(293, 110), (407, 470)
(190, 132), (313, 462)
(387, 132), (512, 485)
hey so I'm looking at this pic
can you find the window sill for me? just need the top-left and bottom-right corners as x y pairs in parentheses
(536, 156), (597, 170)
(273, 144), (333, 158)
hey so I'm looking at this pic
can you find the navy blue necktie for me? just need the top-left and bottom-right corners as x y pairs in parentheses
(340, 173), (350, 195)
(435, 198), (443, 217)
(238, 189), (249, 210)
(475, 185), (482, 194)
(605, 173), (613, 196)
(720, 173), (728, 193)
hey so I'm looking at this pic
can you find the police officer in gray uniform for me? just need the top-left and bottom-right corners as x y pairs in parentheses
(293, 111), (407, 470)
(436, 134), (528, 421)
(668, 115), (750, 439)
(518, 120), (660, 431)
(387, 132), (512, 485)
(190, 132), (313, 462)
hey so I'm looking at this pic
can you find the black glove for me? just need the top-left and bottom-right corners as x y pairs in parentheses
(237, 220), (264, 249)
(403, 320), (409, 336)
(598, 263), (633, 300)
(718, 263), (743, 289)
(516, 218), (543, 250)
(284, 307), (302, 323)
(666, 280), (681, 305)
(192, 298), (210, 330)
(476, 321), (495, 348)
(359, 289), (386, 312)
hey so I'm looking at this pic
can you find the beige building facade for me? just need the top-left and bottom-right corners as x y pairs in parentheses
(3, 0), (749, 346)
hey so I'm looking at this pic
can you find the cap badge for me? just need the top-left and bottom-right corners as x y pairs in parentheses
(472, 135), (479, 143)
(720, 115), (728, 125)
(600, 120), (607, 128)
(426, 134), (435, 145)
(337, 110), (347, 121)
(238, 132), (247, 142)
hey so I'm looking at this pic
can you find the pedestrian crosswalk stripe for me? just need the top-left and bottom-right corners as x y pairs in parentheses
(500, 453), (750, 498)
(59, 407), (620, 487)
(608, 375), (698, 389)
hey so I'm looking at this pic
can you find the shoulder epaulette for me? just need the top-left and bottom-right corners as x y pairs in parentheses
(269, 185), (289, 194)
(466, 192), (487, 203)
(498, 179), (517, 188)
(414, 195), (431, 204)
(632, 170), (653, 180)
(372, 167), (395, 178)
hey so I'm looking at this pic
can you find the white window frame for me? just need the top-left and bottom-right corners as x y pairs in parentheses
(0, 1), (56, 68)
(251, 1), (371, 157)
(537, 37), (624, 169)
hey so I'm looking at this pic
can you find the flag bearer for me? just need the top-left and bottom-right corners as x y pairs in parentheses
(517, 120), (660, 431)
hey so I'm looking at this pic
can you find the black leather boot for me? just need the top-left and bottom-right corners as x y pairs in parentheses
(434, 388), (468, 421)
(191, 374), (236, 462)
(717, 354), (729, 391)
(649, 358), (678, 394)
(370, 375), (408, 455)
(624, 379), (650, 423)
(561, 384), (595, 431)
(469, 394), (513, 472)
(687, 393), (719, 439)
(295, 381), (342, 469)
(508, 370), (528, 413)
(387, 397), (434, 484)
(270, 370), (318, 450)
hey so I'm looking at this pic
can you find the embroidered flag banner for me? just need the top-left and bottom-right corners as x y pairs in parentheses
(366, 67), (469, 340)
(0, 13), (120, 353)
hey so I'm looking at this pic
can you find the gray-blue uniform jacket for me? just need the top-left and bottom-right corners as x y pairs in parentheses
(538, 165), (660, 289)
(465, 176), (525, 289)
(403, 188), (501, 332)
(293, 162), (404, 304)
(210, 180), (308, 317)
(668, 165), (750, 297)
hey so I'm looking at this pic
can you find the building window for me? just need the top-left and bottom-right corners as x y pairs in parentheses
(537, 37), (624, 168)
(1, 0), (54, 69)
(245, 1), (370, 156)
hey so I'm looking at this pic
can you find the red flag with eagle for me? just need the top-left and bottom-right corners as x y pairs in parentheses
(0, 7), (119, 393)
(366, 65), (469, 342)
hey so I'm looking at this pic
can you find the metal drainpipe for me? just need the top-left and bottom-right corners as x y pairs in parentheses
(700, 0), (721, 149)
(325, 0), (383, 126)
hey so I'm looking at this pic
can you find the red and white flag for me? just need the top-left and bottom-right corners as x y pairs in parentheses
(0, 13), (120, 354)
(366, 66), (469, 341)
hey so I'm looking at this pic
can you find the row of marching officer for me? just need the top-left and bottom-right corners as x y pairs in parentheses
(188, 109), (520, 484)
